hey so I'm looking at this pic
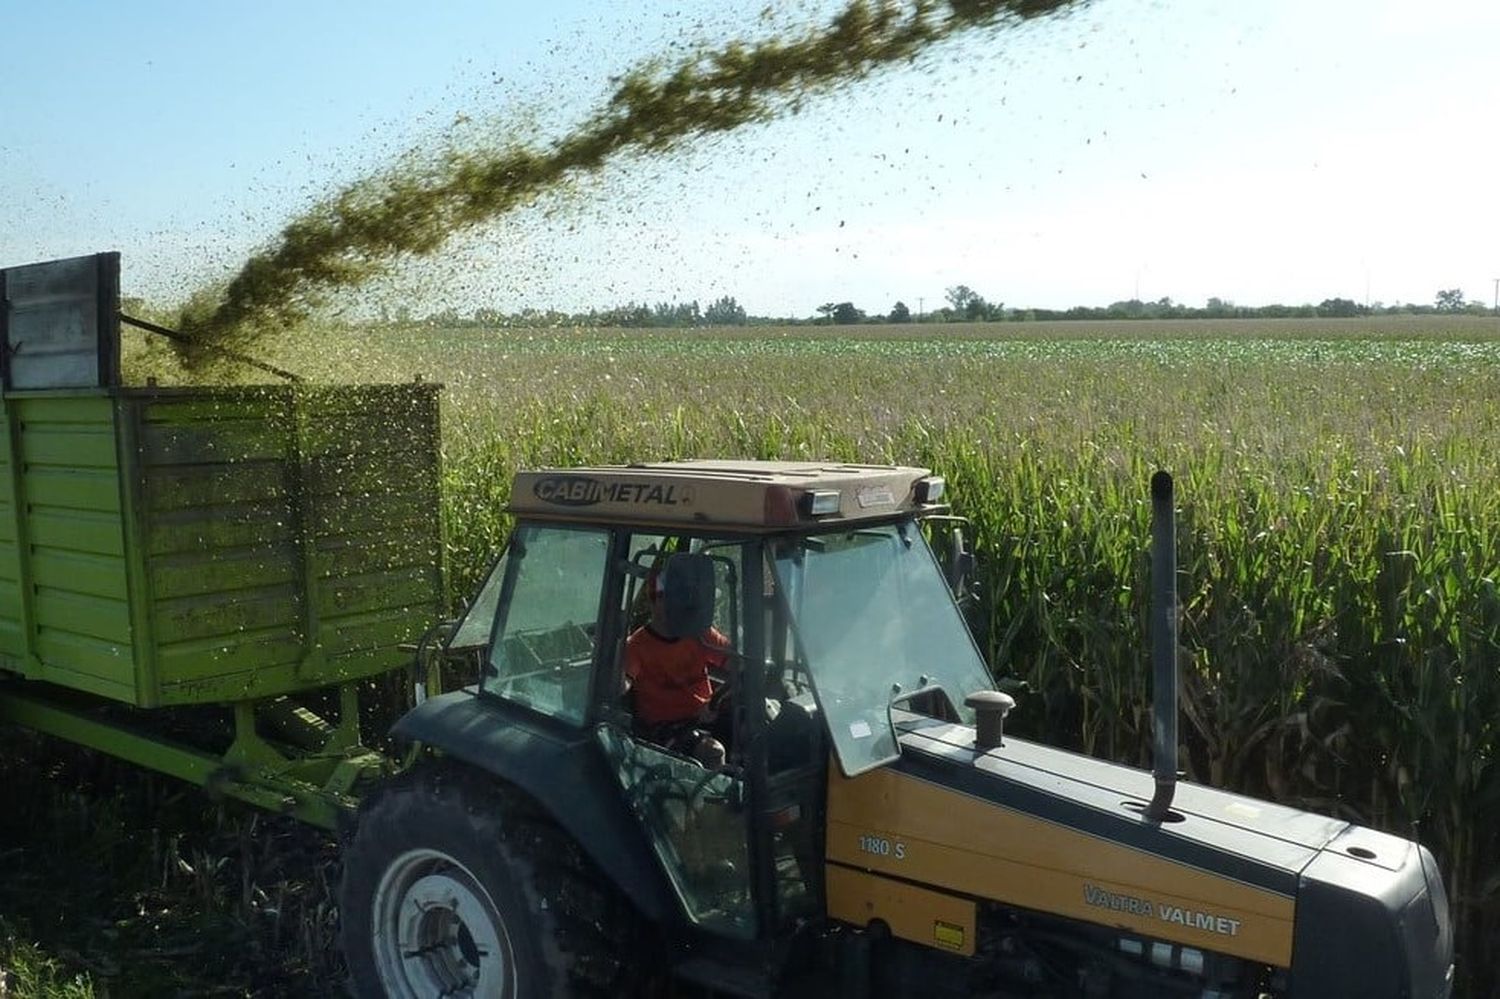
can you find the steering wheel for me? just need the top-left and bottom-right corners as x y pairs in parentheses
(623, 752), (734, 812)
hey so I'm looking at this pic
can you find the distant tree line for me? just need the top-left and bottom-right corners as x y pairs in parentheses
(361, 285), (1499, 329)
(386, 295), (755, 329)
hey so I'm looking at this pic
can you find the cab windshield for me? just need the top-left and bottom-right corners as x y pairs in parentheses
(771, 519), (994, 776)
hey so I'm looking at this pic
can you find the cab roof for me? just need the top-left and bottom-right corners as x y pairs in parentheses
(508, 460), (943, 531)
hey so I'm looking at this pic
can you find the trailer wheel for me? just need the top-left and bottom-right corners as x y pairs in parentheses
(340, 764), (639, 998)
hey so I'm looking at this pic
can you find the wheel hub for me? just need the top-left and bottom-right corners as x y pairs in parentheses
(372, 849), (516, 998)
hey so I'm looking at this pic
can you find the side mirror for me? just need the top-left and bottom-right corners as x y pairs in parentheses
(946, 526), (973, 589)
(940, 525), (977, 606)
(921, 516), (980, 606)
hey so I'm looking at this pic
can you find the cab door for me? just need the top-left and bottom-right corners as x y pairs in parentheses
(594, 726), (756, 937)
(592, 532), (758, 937)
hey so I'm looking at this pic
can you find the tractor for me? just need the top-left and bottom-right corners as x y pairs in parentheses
(340, 461), (1454, 998)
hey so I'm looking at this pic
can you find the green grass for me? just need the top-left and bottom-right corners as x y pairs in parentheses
(14, 313), (1494, 995)
(0, 926), (93, 999)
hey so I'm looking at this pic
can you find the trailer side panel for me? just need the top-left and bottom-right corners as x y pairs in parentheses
(0, 394), (135, 701)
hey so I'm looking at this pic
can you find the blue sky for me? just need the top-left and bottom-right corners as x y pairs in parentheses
(3, 0), (1498, 318)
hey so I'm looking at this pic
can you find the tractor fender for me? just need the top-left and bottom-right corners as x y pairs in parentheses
(389, 689), (677, 925)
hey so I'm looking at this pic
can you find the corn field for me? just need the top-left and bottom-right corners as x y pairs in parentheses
(11, 315), (1493, 996)
(391, 317), (1500, 995)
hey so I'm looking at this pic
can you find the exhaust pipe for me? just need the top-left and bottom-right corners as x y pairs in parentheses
(1143, 470), (1179, 823)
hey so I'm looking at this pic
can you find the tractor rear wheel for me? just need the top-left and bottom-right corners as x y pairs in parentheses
(339, 763), (638, 998)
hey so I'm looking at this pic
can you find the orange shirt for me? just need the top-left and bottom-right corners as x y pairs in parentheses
(625, 625), (729, 726)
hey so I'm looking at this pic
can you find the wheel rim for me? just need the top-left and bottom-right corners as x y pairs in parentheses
(371, 847), (517, 999)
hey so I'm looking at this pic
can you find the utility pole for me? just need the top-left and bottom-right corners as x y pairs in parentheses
(1493, 277), (1498, 314)
(918, 296), (924, 323)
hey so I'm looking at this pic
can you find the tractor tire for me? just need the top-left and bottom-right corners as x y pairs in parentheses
(339, 763), (641, 999)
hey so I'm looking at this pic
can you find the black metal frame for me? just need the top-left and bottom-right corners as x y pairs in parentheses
(96, 252), (121, 388)
(0, 251), (120, 392)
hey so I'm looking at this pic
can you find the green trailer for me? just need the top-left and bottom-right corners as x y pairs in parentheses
(0, 252), (445, 828)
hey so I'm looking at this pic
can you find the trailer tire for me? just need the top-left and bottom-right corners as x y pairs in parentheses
(339, 763), (641, 998)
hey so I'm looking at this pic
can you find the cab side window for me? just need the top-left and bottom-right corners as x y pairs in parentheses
(481, 524), (608, 725)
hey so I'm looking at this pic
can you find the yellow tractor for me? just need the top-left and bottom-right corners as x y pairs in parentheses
(340, 461), (1454, 997)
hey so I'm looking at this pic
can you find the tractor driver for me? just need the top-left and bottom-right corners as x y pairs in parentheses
(624, 558), (730, 770)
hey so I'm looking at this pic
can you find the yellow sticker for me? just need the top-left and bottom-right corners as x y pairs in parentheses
(933, 921), (965, 951)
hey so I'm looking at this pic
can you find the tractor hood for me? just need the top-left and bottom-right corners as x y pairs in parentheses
(901, 715), (1354, 861)
(824, 713), (1446, 975)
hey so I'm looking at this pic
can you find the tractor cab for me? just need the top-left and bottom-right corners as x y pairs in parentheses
(432, 461), (979, 951)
